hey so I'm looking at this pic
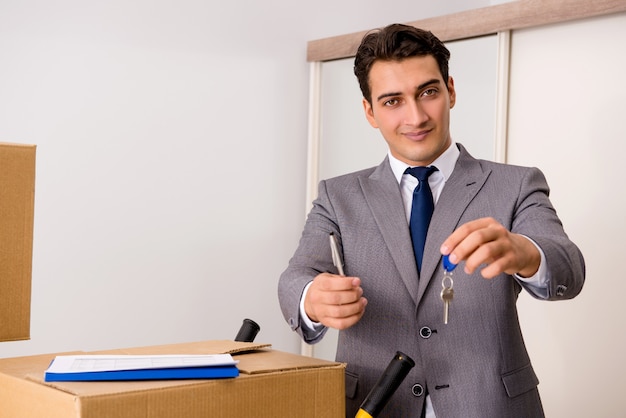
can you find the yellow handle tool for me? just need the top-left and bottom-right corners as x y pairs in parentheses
(355, 409), (374, 418)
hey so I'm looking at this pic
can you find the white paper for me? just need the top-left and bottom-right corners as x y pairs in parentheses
(46, 354), (238, 374)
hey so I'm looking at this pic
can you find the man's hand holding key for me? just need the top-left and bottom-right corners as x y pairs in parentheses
(440, 217), (541, 279)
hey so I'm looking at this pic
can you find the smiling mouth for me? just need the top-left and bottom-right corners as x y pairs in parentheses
(403, 129), (431, 141)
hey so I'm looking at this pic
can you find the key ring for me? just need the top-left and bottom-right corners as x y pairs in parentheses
(442, 272), (454, 289)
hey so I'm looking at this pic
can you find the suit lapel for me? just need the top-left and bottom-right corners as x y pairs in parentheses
(359, 157), (421, 303)
(357, 146), (492, 307)
(416, 145), (492, 303)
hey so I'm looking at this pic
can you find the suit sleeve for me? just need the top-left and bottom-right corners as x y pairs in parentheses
(512, 167), (585, 300)
(277, 179), (340, 343)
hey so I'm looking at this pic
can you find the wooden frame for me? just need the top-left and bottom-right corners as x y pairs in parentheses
(307, 0), (626, 62)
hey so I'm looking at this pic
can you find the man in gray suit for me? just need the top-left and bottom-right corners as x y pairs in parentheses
(278, 24), (584, 417)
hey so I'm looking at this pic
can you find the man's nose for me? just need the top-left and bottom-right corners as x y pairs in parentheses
(404, 99), (429, 126)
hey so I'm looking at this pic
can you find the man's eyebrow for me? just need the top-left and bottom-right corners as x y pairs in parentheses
(376, 91), (402, 102)
(418, 79), (441, 91)
(375, 78), (442, 102)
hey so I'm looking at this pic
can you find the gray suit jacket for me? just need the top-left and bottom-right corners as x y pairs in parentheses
(278, 144), (585, 418)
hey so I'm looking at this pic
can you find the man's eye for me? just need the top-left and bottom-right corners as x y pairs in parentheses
(421, 88), (438, 97)
(383, 98), (399, 106)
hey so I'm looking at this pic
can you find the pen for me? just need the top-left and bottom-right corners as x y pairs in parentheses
(329, 232), (345, 276)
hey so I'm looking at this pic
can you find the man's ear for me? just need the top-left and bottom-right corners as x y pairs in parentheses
(447, 76), (456, 109)
(363, 97), (379, 128)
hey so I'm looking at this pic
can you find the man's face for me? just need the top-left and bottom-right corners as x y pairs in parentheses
(363, 55), (456, 167)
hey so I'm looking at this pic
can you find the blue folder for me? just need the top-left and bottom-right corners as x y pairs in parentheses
(44, 365), (239, 382)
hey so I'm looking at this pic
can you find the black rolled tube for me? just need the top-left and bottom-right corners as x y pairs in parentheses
(358, 351), (416, 417)
(234, 318), (260, 342)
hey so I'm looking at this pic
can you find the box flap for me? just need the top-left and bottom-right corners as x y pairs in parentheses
(0, 142), (36, 342)
(235, 347), (341, 374)
(80, 340), (338, 375)
(92, 340), (271, 356)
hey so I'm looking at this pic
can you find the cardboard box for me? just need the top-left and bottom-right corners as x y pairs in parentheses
(0, 142), (36, 342)
(0, 340), (345, 418)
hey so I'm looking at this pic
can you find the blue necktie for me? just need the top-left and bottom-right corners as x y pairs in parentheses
(405, 166), (438, 272)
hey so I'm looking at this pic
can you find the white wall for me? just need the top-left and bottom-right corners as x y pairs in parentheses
(0, 0), (493, 358)
(509, 13), (626, 417)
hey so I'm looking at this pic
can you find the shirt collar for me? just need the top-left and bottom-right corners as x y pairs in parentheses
(388, 141), (460, 184)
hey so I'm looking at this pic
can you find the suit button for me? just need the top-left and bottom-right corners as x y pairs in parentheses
(412, 383), (424, 397)
(419, 327), (432, 339)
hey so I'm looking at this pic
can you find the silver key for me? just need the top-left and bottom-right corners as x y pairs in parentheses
(441, 274), (454, 324)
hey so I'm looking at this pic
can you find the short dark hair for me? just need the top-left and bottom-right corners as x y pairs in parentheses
(354, 24), (451, 104)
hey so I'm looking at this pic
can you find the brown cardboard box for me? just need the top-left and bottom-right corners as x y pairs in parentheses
(0, 142), (36, 342)
(0, 340), (345, 418)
